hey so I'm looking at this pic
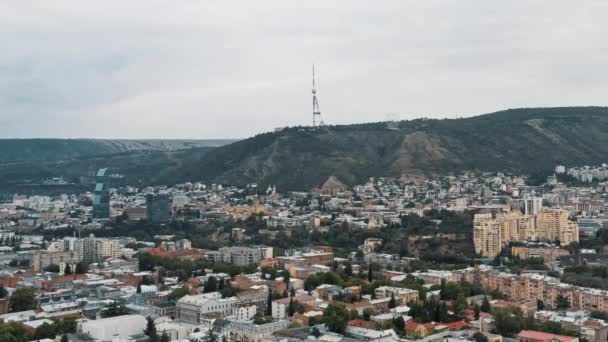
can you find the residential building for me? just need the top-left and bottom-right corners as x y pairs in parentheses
(176, 292), (237, 324)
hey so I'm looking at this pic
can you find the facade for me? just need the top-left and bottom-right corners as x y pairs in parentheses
(524, 196), (543, 216)
(474, 209), (579, 257)
(176, 292), (237, 324)
(511, 245), (570, 262)
(374, 286), (419, 304)
(235, 303), (257, 321)
(32, 251), (80, 272)
(82, 234), (121, 263)
(208, 246), (273, 266)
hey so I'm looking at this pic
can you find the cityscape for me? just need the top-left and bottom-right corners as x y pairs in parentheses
(4, 2), (608, 342)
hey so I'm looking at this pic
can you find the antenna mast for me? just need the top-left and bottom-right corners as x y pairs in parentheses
(312, 65), (323, 128)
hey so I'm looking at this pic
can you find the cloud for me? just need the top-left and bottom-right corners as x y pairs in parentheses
(1, 0), (608, 138)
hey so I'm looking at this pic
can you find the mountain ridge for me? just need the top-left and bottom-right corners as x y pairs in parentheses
(164, 106), (608, 190)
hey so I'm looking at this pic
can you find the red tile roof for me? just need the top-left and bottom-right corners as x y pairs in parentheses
(517, 330), (578, 342)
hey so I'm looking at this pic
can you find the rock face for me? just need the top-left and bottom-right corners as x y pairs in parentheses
(320, 176), (348, 196)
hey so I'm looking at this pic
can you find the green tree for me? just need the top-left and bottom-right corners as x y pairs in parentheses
(43, 264), (60, 273)
(480, 296), (491, 312)
(64, 264), (72, 275)
(388, 293), (396, 309)
(474, 303), (480, 320)
(472, 332), (488, 342)
(367, 264), (373, 282)
(0, 286), (7, 298)
(61, 335), (69, 342)
(392, 316), (405, 336)
(144, 316), (158, 342)
(160, 331), (170, 342)
(322, 303), (349, 334)
(75, 261), (88, 274)
(204, 277), (218, 293)
(10, 287), (35, 312)
(202, 330), (219, 342)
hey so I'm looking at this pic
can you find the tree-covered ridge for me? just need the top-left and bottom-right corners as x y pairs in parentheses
(172, 106), (608, 190)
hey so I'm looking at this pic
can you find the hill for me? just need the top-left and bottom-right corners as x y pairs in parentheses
(0, 139), (235, 163)
(166, 107), (608, 190)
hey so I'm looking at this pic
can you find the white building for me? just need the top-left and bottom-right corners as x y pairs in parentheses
(176, 292), (237, 324)
(79, 314), (147, 342)
(235, 303), (257, 321)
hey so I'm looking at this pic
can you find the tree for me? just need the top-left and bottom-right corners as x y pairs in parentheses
(64, 264), (72, 275)
(61, 335), (69, 342)
(388, 293), (396, 309)
(322, 303), (349, 334)
(104, 300), (128, 317)
(288, 298), (296, 317)
(472, 332), (488, 342)
(454, 292), (468, 318)
(290, 287), (296, 297)
(367, 264), (373, 282)
(144, 316), (158, 342)
(311, 327), (321, 337)
(392, 315), (405, 336)
(537, 299), (545, 311)
(169, 287), (189, 301)
(202, 329), (219, 342)
(75, 261), (88, 274)
(204, 276), (218, 293)
(480, 296), (491, 313)
(43, 264), (60, 273)
(33, 322), (56, 340)
(556, 294), (569, 310)
(266, 289), (273, 316)
(10, 287), (35, 312)
(0, 286), (7, 299)
(474, 303), (481, 320)
(137, 283), (142, 294)
(160, 330), (170, 342)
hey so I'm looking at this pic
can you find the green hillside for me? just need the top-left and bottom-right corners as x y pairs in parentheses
(167, 107), (608, 190)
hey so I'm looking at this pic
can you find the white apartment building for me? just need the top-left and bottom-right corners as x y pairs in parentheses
(176, 292), (237, 324)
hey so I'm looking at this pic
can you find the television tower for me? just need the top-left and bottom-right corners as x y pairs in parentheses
(312, 65), (323, 128)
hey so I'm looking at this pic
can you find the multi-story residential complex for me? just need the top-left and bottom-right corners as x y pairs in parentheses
(511, 245), (570, 262)
(374, 286), (419, 304)
(536, 209), (579, 245)
(474, 209), (579, 257)
(82, 234), (121, 263)
(206, 246), (273, 266)
(176, 292), (237, 324)
(31, 250), (80, 272)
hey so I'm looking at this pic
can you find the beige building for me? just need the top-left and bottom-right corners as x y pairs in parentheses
(82, 234), (121, 263)
(474, 209), (579, 257)
(32, 251), (80, 272)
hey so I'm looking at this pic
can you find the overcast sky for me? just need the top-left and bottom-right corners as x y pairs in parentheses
(2, 1), (608, 139)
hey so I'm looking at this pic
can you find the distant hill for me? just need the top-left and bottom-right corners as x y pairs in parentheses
(0, 139), (235, 163)
(3, 107), (608, 193)
(165, 107), (608, 190)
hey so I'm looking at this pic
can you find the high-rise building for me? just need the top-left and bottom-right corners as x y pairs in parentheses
(473, 209), (579, 257)
(82, 234), (121, 263)
(146, 193), (173, 223)
(536, 209), (579, 246)
(93, 168), (111, 220)
(524, 196), (543, 216)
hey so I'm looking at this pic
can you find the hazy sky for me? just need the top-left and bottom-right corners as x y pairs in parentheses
(2, 1), (608, 139)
